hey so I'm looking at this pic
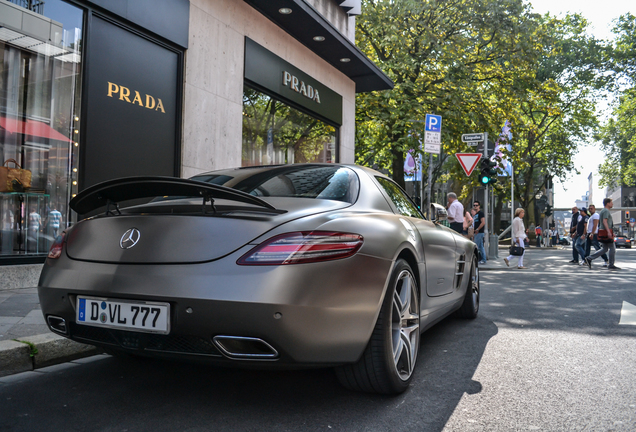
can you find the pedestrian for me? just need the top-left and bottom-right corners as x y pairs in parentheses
(534, 224), (542, 247)
(585, 204), (609, 267)
(472, 201), (487, 264)
(574, 207), (589, 264)
(462, 205), (474, 240)
(446, 192), (464, 234)
(569, 206), (580, 263)
(552, 228), (558, 247)
(585, 198), (620, 270)
(504, 208), (528, 269)
(47, 207), (63, 238)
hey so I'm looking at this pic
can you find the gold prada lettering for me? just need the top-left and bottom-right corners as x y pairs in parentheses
(155, 98), (165, 114)
(281, 71), (321, 104)
(132, 91), (143, 106)
(145, 95), (156, 109)
(106, 81), (166, 113)
(107, 82), (119, 98)
(119, 86), (131, 103)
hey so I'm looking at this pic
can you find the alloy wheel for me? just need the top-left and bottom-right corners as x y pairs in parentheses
(391, 269), (420, 381)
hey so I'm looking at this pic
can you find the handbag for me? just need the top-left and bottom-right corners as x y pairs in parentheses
(0, 159), (32, 192)
(509, 244), (524, 256)
(597, 229), (613, 243)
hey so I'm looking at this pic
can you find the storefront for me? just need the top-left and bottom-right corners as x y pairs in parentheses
(0, 0), (391, 286)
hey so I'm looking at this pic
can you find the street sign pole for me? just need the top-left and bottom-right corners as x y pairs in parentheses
(483, 132), (490, 258)
(424, 114), (442, 219)
(426, 153), (432, 219)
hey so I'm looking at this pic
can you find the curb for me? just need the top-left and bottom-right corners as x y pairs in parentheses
(0, 333), (98, 377)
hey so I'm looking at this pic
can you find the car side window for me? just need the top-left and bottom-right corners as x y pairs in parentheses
(376, 177), (424, 219)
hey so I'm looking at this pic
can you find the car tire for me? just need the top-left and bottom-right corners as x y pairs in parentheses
(335, 259), (420, 394)
(455, 256), (480, 319)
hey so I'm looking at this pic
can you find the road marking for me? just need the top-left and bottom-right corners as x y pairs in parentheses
(619, 301), (636, 326)
(481, 269), (636, 277)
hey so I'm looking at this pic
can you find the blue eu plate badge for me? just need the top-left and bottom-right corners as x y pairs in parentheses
(78, 298), (86, 321)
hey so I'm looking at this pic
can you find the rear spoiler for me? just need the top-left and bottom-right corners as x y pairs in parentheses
(70, 176), (276, 214)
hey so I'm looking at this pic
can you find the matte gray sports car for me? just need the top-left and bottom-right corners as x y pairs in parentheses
(38, 164), (479, 394)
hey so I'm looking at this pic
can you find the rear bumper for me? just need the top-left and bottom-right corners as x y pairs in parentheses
(38, 250), (392, 365)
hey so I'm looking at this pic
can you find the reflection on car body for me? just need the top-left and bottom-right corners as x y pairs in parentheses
(38, 164), (480, 394)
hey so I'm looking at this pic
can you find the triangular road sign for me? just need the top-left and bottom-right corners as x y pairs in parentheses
(456, 153), (482, 176)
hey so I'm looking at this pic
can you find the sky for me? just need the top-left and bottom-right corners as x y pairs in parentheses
(527, 0), (633, 208)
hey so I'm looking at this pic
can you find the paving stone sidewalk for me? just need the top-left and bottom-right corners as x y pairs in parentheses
(0, 288), (49, 342)
(0, 287), (98, 377)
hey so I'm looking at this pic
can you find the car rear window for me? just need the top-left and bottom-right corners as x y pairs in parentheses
(191, 166), (359, 204)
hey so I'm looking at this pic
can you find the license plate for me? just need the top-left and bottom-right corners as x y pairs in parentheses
(76, 296), (170, 334)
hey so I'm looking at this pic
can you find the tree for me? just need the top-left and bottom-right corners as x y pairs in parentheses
(598, 14), (636, 189)
(355, 0), (542, 192)
(505, 13), (611, 227)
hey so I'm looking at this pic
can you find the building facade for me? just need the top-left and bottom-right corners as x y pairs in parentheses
(0, 0), (391, 287)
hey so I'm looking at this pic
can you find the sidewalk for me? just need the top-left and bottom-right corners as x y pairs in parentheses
(0, 287), (98, 377)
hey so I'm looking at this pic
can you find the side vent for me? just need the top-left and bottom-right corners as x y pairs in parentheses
(455, 254), (466, 289)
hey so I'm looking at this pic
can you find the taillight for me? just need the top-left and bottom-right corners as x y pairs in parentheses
(237, 231), (363, 265)
(47, 232), (66, 259)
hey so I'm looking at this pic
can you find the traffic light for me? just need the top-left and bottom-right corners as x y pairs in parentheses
(479, 158), (498, 185)
(626, 210), (630, 219)
(545, 204), (553, 217)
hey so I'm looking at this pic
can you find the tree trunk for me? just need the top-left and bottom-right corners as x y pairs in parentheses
(391, 146), (406, 189)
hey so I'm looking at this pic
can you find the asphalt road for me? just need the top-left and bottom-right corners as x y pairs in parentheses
(1, 248), (636, 431)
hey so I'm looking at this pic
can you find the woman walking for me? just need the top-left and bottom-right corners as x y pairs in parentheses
(504, 208), (528, 269)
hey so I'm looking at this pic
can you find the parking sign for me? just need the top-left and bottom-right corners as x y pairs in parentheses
(425, 114), (442, 132)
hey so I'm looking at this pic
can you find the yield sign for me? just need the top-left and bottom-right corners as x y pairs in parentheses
(456, 153), (482, 176)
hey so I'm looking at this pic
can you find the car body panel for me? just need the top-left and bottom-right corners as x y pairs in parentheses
(38, 163), (478, 366)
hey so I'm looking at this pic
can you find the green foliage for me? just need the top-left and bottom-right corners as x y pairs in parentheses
(355, 1), (610, 229)
(598, 14), (636, 189)
(355, 0), (542, 189)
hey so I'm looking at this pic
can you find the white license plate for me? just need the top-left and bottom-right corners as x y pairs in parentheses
(76, 296), (170, 334)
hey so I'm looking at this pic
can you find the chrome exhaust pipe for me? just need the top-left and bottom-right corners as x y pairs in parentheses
(213, 336), (278, 359)
(47, 315), (68, 335)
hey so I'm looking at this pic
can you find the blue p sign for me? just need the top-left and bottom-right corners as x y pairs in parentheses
(425, 114), (442, 132)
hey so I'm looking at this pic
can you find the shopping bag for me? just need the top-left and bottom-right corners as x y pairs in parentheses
(0, 159), (32, 192)
(509, 244), (524, 256)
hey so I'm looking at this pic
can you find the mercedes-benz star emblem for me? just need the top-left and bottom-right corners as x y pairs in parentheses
(120, 228), (141, 249)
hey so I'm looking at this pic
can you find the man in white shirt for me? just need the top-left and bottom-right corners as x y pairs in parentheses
(446, 192), (464, 234)
(585, 204), (608, 266)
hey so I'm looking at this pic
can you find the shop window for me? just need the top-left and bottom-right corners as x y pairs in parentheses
(242, 86), (337, 166)
(0, 0), (83, 258)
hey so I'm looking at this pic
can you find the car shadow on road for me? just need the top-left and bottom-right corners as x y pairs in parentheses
(0, 316), (498, 432)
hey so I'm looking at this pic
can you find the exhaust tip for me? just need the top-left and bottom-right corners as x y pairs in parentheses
(47, 315), (68, 335)
(213, 336), (278, 360)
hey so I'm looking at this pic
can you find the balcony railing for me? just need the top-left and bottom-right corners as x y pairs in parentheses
(5, 0), (45, 15)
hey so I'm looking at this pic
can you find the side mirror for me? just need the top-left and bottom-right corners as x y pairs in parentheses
(430, 203), (448, 224)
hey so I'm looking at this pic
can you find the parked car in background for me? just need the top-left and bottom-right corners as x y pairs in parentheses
(559, 236), (571, 246)
(615, 236), (632, 248)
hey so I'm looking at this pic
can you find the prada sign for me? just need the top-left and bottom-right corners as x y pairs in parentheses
(82, 16), (180, 191)
(244, 38), (342, 125)
(107, 82), (166, 113)
(282, 71), (321, 103)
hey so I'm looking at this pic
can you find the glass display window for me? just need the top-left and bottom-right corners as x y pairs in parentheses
(0, 0), (83, 259)
(242, 86), (337, 167)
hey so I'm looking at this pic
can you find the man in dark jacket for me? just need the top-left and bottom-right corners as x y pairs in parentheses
(574, 207), (589, 263)
(569, 206), (579, 263)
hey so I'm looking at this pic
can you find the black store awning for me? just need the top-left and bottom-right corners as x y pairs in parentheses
(243, 0), (393, 93)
